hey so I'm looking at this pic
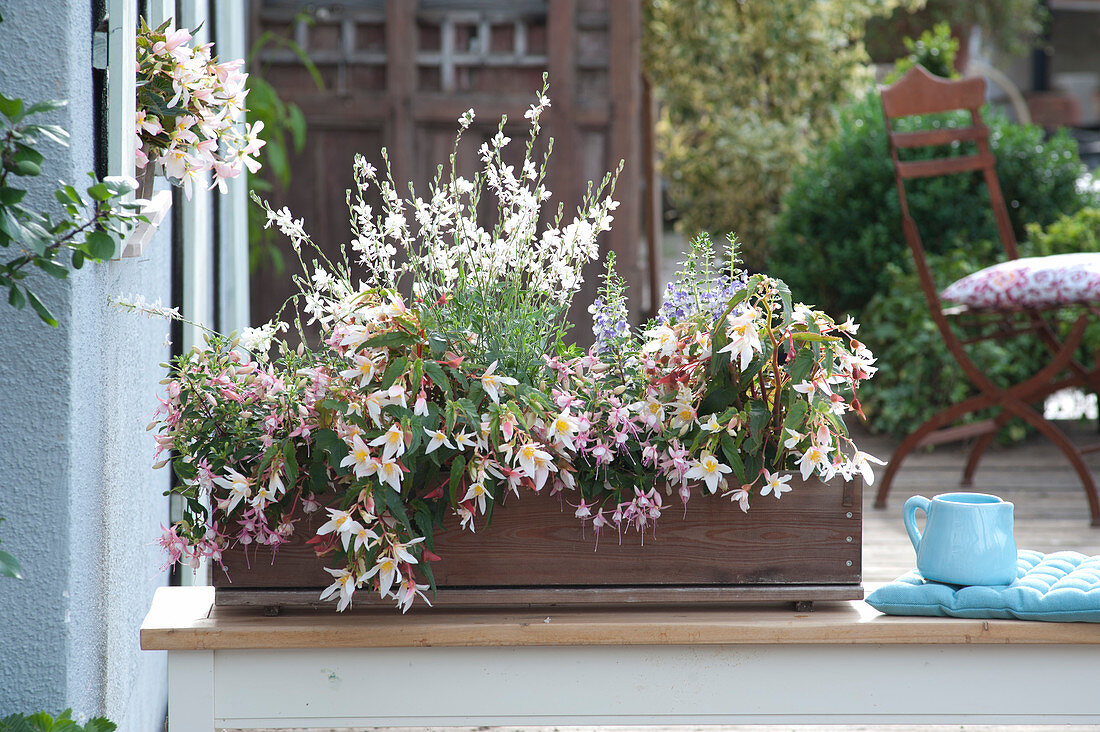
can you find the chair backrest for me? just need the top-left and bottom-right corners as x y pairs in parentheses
(880, 65), (1019, 263)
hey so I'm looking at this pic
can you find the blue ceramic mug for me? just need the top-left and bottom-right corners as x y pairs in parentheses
(903, 492), (1017, 586)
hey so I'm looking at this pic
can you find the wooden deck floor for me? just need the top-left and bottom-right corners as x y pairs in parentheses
(236, 420), (1100, 732)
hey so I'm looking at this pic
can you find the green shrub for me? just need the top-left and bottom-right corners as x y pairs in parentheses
(859, 207), (1100, 438)
(769, 93), (1092, 318)
(0, 710), (115, 732)
(644, 0), (910, 269)
(887, 22), (960, 82)
(1025, 205), (1100, 253)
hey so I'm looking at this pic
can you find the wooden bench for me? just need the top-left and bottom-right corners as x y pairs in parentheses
(141, 586), (1100, 729)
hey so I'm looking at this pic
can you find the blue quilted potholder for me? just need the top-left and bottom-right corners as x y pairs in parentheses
(866, 550), (1100, 622)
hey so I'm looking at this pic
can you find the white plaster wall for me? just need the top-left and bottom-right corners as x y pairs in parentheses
(0, 1), (170, 728)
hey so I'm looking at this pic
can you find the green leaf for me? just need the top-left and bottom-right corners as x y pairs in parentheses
(86, 182), (112, 201)
(0, 92), (23, 120)
(0, 206), (28, 242)
(790, 332), (841, 343)
(287, 103), (307, 151)
(10, 160), (41, 177)
(27, 123), (70, 146)
(13, 143), (45, 167)
(83, 719), (118, 732)
(424, 360), (451, 397)
(788, 347), (816, 386)
(84, 230), (116, 260)
(35, 257), (70, 279)
(783, 398), (808, 432)
(8, 284), (25, 309)
(0, 548), (23, 579)
(24, 98), (67, 116)
(364, 330), (418, 350)
(380, 356), (407, 389)
(698, 384), (739, 416)
(59, 184), (83, 205)
(719, 433), (746, 483)
(413, 506), (436, 551)
(265, 138), (289, 187)
(309, 461), (329, 494)
(418, 553), (437, 596)
(102, 176), (136, 196)
(0, 187), (26, 205)
(312, 428), (349, 473)
(448, 455), (466, 507)
(381, 485), (412, 530)
(172, 459), (198, 482)
(26, 289), (57, 326)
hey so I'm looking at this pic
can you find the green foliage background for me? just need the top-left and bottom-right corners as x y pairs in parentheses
(860, 208), (1100, 438)
(644, 0), (913, 269)
(769, 94), (1091, 318)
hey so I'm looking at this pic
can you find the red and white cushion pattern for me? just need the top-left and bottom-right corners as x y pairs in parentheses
(941, 253), (1100, 309)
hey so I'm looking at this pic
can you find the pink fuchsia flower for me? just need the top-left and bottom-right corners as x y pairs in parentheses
(500, 410), (518, 441)
(209, 160), (241, 195)
(413, 390), (429, 416)
(678, 483), (691, 517)
(591, 509), (609, 550)
(156, 524), (189, 570)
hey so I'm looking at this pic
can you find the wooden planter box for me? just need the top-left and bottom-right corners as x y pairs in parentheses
(214, 476), (862, 610)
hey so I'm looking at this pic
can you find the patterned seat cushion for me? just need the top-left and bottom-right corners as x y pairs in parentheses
(866, 550), (1100, 622)
(941, 253), (1100, 309)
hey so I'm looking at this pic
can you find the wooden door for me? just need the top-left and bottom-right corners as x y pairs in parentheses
(248, 0), (654, 343)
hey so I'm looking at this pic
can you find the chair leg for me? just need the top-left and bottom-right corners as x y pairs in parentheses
(1009, 403), (1100, 527)
(961, 413), (1011, 487)
(873, 396), (993, 509)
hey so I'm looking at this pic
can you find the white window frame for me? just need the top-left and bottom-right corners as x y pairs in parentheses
(106, 0), (174, 258)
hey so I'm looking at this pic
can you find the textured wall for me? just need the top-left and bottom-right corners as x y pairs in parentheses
(0, 1), (170, 728)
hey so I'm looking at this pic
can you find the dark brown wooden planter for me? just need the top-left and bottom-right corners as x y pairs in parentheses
(213, 476), (862, 611)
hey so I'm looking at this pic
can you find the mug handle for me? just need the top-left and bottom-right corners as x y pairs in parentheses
(903, 495), (930, 553)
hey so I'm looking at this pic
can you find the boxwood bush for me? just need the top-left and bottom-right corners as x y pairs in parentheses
(769, 92), (1092, 318)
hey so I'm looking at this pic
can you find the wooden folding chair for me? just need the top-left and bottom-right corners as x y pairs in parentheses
(875, 66), (1100, 525)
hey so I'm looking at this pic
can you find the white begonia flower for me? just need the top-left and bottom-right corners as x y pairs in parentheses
(760, 470), (793, 499)
(684, 453), (732, 494)
(319, 567), (358, 612)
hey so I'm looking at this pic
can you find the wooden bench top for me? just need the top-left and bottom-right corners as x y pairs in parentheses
(140, 586), (1100, 650)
